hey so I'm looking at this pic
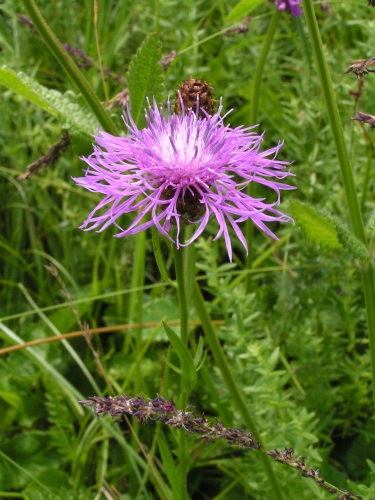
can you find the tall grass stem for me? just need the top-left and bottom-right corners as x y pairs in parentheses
(193, 282), (285, 500)
(245, 11), (280, 291)
(20, 0), (118, 135)
(302, 0), (375, 412)
(172, 227), (196, 495)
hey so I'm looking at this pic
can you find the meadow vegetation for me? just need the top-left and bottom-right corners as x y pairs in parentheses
(1, 0), (375, 499)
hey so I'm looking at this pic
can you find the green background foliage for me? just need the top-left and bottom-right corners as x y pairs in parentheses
(1, 0), (375, 498)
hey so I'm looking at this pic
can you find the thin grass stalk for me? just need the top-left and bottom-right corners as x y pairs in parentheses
(193, 281), (285, 500)
(245, 11), (280, 291)
(172, 227), (196, 496)
(122, 231), (147, 369)
(302, 0), (375, 412)
(20, 0), (118, 135)
(172, 237), (189, 494)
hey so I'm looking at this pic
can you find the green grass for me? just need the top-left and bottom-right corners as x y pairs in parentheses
(1, 0), (375, 499)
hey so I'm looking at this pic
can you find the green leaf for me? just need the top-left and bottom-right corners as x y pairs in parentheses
(158, 432), (183, 500)
(0, 67), (57, 115)
(193, 336), (204, 367)
(126, 33), (164, 128)
(325, 213), (369, 262)
(151, 227), (177, 288)
(0, 68), (97, 154)
(0, 390), (22, 409)
(267, 347), (280, 371)
(291, 200), (369, 261)
(225, 0), (263, 23)
(162, 354), (182, 374)
(290, 200), (341, 249)
(163, 323), (197, 392)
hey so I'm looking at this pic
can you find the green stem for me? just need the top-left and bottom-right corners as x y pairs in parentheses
(360, 151), (374, 213)
(248, 11), (281, 128)
(172, 227), (196, 496)
(20, 0), (118, 135)
(123, 231), (146, 362)
(193, 282), (284, 500)
(245, 11), (280, 291)
(302, 0), (375, 411)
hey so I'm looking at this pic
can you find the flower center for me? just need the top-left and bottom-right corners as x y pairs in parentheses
(160, 186), (206, 225)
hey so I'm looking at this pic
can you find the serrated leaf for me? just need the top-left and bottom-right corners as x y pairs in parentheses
(126, 33), (164, 128)
(0, 67), (57, 115)
(325, 213), (369, 262)
(290, 200), (341, 249)
(163, 323), (197, 392)
(225, 0), (263, 23)
(0, 68), (97, 154)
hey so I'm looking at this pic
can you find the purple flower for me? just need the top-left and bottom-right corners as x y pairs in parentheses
(73, 99), (294, 261)
(275, 0), (302, 16)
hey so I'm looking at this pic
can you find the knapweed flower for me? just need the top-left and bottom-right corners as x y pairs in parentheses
(73, 99), (294, 261)
(275, 0), (302, 16)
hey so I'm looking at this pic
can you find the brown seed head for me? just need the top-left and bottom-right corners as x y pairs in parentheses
(174, 78), (216, 118)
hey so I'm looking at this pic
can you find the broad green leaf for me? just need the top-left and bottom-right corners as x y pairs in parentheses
(163, 323), (197, 392)
(291, 200), (369, 261)
(0, 68), (97, 154)
(225, 0), (263, 23)
(126, 33), (164, 128)
(290, 200), (341, 249)
(0, 67), (57, 115)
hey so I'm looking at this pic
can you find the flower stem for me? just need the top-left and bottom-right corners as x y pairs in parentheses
(20, 0), (119, 136)
(193, 282), (285, 500)
(172, 227), (196, 495)
(302, 0), (375, 411)
(245, 11), (280, 292)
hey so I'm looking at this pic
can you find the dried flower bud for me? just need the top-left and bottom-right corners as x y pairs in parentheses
(224, 17), (251, 35)
(159, 51), (179, 71)
(352, 111), (375, 131)
(17, 14), (39, 35)
(344, 57), (375, 77)
(18, 130), (71, 180)
(174, 78), (216, 118)
(63, 44), (94, 70)
(107, 88), (130, 109)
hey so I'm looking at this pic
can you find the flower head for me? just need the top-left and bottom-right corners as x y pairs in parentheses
(73, 99), (294, 261)
(275, 0), (302, 16)
(352, 111), (375, 131)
